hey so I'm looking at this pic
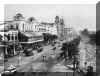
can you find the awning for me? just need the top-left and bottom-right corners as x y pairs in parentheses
(0, 45), (7, 47)
(19, 39), (43, 44)
(22, 32), (42, 37)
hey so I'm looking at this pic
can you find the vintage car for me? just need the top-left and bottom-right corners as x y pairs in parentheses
(23, 48), (33, 56)
(37, 47), (43, 53)
(2, 65), (17, 75)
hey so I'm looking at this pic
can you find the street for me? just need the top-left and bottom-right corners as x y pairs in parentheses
(4, 44), (74, 72)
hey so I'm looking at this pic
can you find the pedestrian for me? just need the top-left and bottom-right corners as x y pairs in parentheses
(42, 55), (47, 62)
(76, 61), (80, 72)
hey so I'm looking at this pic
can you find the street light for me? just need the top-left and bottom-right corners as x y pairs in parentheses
(73, 55), (78, 76)
(73, 56), (75, 76)
(42, 55), (47, 62)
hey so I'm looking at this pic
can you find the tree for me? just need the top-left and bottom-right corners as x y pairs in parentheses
(52, 35), (58, 40)
(89, 33), (96, 45)
(27, 17), (36, 23)
(96, 30), (100, 45)
(43, 33), (49, 43)
(13, 13), (24, 21)
(81, 28), (89, 36)
(60, 36), (81, 60)
(43, 33), (58, 44)
(18, 32), (28, 42)
(0, 35), (2, 41)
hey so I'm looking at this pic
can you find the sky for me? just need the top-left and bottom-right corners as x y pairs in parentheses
(97, 2), (100, 31)
(5, 4), (96, 31)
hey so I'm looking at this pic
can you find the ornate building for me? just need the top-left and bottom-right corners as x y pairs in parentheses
(18, 20), (57, 35)
(55, 16), (64, 40)
(4, 21), (19, 56)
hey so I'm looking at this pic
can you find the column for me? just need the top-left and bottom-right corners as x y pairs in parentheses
(5, 46), (8, 55)
(14, 34), (15, 41)
(17, 33), (18, 41)
(10, 34), (12, 41)
(24, 25), (26, 32)
(13, 44), (16, 55)
(23, 24), (24, 32)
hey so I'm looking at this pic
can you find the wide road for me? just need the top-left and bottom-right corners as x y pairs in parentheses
(16, 44), (73, 72)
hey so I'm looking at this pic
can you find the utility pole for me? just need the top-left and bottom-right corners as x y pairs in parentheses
(73, 56), (76, 76)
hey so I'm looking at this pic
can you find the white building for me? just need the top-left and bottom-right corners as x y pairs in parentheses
(18, 21), (57, 35)
(63, 28), (78, 41)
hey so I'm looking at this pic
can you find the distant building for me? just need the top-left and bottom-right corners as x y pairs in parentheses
(63, 28), (78, 41)
(55, 16), (64, 40)
(40, 22), (57, 35)
(20, 32), (44, 44)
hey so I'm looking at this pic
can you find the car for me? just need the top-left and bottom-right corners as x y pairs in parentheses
(23, 48), (33, 56)
(51, 43), (55, 46)
(2, 65), (17, 76)
(37, 47), (43, 53)
(52, 47), (56, 50)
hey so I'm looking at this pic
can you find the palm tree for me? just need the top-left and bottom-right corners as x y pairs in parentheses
(13, 13), (24, 21)
(81, 28), (89, 36)
(27, 17), (36, 23)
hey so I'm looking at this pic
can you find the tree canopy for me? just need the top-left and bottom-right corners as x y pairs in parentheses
(18, 32), (28, 42)
(28, 17), (36, 23)
(43, 33), (57, 43)
(61, 36), (81, 58)
(13, 13), (24, 21)
(96, 30), (99, 45)
(0, 35), (2, 41)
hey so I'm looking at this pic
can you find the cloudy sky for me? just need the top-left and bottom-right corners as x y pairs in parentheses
(5, 4), (96, 31)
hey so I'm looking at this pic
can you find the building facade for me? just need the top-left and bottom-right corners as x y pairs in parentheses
(63, 28), (78, 41)
(55, 16), (65, 40)
(18, 20), (57, 35)
(4, 21), (19, 56)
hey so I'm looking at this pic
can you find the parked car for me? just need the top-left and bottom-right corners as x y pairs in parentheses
(23, 48), (33, 56)
(32, 44), (42, 50)
(37, 47), (43, 53)
(52, 47), (56, 50)
(2, 65), (17, 76)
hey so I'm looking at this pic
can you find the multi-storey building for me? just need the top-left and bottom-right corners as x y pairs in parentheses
(18, 20), (57, 35)
(55, 16), (64, 40)
(4, 20), (19, 55)
(63, 28), (78, 41)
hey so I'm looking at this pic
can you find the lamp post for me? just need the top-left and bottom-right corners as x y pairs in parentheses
(18, 52), (21, 66)
(73, 55), (77, 76)
(73, 56), (75, 76)
(42, 55), (46, 62)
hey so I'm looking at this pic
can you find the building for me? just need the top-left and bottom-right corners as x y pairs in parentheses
(59, 18), (65, 40)
(40, 22), (57, 35)
(20, 32), (43, 44)
(63, 28), (78, 41)
(0, 41), (7, 60)
(55, 16), (65, 40)
(0, 34), (8, 59)
(18, 20), (57, 35)
(4, 21), (19, 56)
